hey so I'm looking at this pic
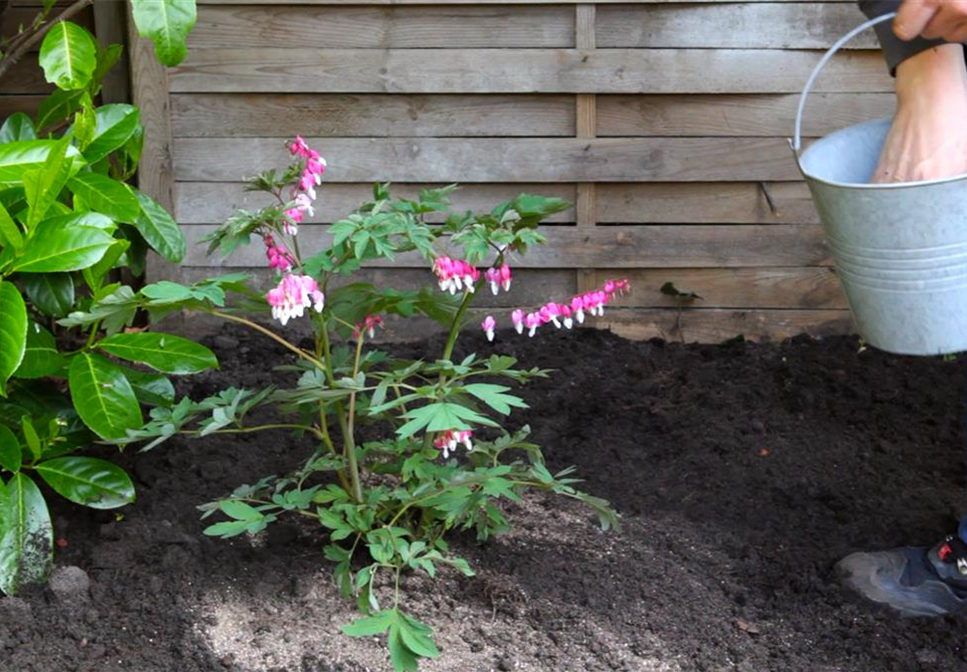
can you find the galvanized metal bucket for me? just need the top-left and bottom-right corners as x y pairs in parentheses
(793, 12), (967, 356)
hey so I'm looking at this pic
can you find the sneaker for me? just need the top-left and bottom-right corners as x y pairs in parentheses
(836, 535), (967, 616)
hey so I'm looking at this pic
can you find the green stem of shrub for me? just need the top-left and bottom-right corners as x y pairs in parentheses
(344, 333), (366, 504)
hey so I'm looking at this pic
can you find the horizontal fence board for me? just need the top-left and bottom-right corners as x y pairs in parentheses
(0, 94), (45, 120)
(170, 93), (576, 137)
(191, 4), (574, 48)
(174, 137), (805, 182)
(597, 93), (894, 137)
(175, 182), (578, 224)
(597, 3), (875, 49)
(596, 182), (817, 224)
(169, 48), (890, 94)
(3, 59), (53, 94)
(591, 268), (846, 309)
(182, 224), (831, 268)
(595, 308), (852, 342)
(2, 6), (94, 39)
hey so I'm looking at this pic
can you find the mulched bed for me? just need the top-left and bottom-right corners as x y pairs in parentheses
(3, 325), (967, 671)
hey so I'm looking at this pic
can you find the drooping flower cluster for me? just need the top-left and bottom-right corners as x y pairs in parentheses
(285, 135), (327, 234)
(354, 314), (384, 340)
(496, 279), (630, 339)
(485, 264), (512, 295)
(434, 430), (474, 459)
(433, 256), (480, 294)
(263, 233), (295, 273)
(266, 274), (325, 326)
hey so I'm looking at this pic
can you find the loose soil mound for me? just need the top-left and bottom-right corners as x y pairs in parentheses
(2, 326), (966, 671)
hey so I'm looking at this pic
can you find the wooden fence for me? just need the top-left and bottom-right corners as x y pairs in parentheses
(13, 1), (901, 342)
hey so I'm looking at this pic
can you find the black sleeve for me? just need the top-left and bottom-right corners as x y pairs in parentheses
(858, 0), (946, 75)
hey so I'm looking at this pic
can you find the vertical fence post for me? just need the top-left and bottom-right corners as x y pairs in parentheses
(126, 4), (177, 283)
(575, 3), (598, 300)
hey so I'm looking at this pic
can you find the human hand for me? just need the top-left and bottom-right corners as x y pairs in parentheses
(894, 0), (967, 42)
(871, 44), (967, 183)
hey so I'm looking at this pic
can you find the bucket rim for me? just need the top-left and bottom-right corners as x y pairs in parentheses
(796, 116), (967, 190)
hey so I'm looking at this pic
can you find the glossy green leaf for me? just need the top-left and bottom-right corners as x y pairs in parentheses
(20, 417), (41, 462)
(10, 225), (114, 273)
(36, 89), (84, 132)
(68, 353), (142, 440)
(96, 332), (218, 375)
(35, 457), (135, 509)
(38, 20), (98, 91)
(131, 189), (185, 263)
(0, 473), (52, 596)
(13, 323), (65, 380)
(0, 114), (36, 143)
(115, 366), (174, 406)
(68, 173), (140, 222)
(0, 425), (20, 473)
(0, 200), (24, 252)
(0, 140), (84, 185)
(83, 105), (141, 165)
(23, 136), (71, 228)
(21, 273), (75, 318)
(0, 281), (27, 397)
(130, 0), (197, 66)
(38, 211), (115, 233)
(82, 239), (129, 291)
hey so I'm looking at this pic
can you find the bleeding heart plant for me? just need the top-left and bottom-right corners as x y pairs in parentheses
(108, 137), (627, 671)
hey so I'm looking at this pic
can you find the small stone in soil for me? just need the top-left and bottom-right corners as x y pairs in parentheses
(48, 566), (91, 604)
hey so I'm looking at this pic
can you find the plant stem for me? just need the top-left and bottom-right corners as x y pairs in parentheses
(207, 310), (325, 369)
(344, 333), (366, 503)
(0, 0), (92, 83)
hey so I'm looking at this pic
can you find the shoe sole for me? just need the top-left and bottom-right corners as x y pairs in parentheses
(837, 551), (966, 617)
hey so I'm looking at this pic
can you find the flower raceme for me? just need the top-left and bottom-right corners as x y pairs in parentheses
(434, 430), (474, 459)
(485, 279), (630, 340)
(266, 274), (325, 326)
(284, 136), (327, 235)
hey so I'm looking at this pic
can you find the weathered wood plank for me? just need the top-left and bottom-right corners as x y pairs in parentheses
(3, 58), (53, 94)
(92, 0), (129, 105)
(0, 95), (45, 120)
(174, 137), (805, 182)
(2, 6), (94, 39)
(170, 93), (576, 137)
(597, 93), (894, 137)
(190, 4), (574, 48)
(174, 182), (578, 225)
(181, 224), (832, 269)
(596, 183), (817, 224)
(169, 49), (891, 94)
(595, 308), (853, 342)
(590, 268), (847, 309)
(597, 3), (876, 49)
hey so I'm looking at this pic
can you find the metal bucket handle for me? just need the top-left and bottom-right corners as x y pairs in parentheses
(792, 11), (896, 153)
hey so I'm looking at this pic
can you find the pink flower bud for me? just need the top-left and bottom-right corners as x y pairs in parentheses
(512, 309), (525, 334)
(482, 315), (496, 342)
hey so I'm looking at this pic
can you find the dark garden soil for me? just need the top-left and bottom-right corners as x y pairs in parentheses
(4, 325), (967, 672)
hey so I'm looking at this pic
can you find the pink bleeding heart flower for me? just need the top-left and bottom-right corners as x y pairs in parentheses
(482, 315), (496, 342)
(539, 302), (563, 328)
(353, 314), (384, 340)
(525, 312), (542, 337)
(485, 264), (512, 295)
(432, 256), (479, 294)
(512, 309), (525, 334)
(434, 430), (474, 459)
(307, 157), (327, 178)
(290, 135), (311, 158)
(263, 234), (294, 272)
(265, 274), (324, 326)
